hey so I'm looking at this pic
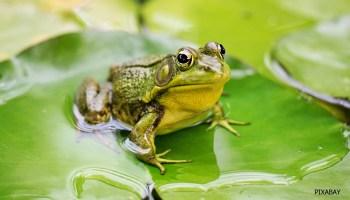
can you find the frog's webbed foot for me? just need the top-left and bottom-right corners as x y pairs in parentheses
(150, 150), (191, 174)
(208, 103), (250, 136)
(147, 153), (191, 174)
(208, 118), (249, 136)
(75, 78), (112, 124)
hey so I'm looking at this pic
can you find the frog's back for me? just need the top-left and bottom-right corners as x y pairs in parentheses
(109, 55), (167, 102)
(108, 55), (170, 124)
(110, 66), (154, 102)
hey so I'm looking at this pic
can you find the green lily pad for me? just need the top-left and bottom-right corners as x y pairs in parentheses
(0, 0), (80, 61)
(157, 60), (349, 196)
(73, 0), (139, 32)
(143, 0), (350, 77)
(0, 31), (348, 199)
(0, 0), (138, 61)
(0, 31), (217, 199)
(267, 16), (350, 109)
(159, 143), (350, 200)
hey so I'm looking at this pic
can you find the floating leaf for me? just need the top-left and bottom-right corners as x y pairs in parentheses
(0, 31), (218, 199)
(143, 0), (350, 77)
(0, 0), (138, 61)
(268, 16), (350, 109)
(0, 31), (348, 199)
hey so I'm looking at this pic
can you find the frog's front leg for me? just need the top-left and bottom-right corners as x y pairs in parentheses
(127, 106), (191, 174)
(75, 78), (112, 124)
(208, 103), (249, 136)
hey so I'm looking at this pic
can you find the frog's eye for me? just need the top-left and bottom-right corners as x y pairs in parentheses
(218, 43), (225, 57)
(176, 48), (194, 71)
(204, 42), (225, 59)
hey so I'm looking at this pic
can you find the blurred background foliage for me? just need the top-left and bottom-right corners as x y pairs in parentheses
(0, 0), (349, 199)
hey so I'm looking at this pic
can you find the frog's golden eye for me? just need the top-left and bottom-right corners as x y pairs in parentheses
(176, 48), (194, 71)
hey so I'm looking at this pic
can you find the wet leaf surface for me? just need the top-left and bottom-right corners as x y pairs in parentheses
(0, 31), (348, 199)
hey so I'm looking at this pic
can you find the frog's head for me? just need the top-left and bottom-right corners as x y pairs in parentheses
(143, 42), (231, 102)
(155, 42), (230, 88)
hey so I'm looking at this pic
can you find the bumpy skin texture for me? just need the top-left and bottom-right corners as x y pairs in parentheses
(75, 42), (248, 174)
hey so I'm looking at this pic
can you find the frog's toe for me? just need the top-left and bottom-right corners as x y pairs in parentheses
(155, 162), (166, 175)
(149, 157), (191, 175)
(219, 120), (240, 136)
(208, 121), (218, 130)
(156, 149), (171, 157)
(209, 119), (241, 136)
(148, 158), (166, 174)
(158, 158), (192, 164)
(228, 119), (250, 126)
(156, 149), (191, 163)
(208, 116), (250, 136)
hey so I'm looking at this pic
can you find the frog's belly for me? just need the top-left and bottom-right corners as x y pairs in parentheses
(156, 84), (223, 135)
(156, 109), (212, 135)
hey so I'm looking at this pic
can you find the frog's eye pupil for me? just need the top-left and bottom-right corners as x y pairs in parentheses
(177, 53), (189, 63)
(219, 44), (225, 55)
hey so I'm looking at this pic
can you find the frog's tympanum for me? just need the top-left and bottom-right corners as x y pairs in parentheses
(75, 42), (248, 174)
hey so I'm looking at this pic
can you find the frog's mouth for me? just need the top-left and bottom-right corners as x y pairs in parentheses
(169, 83), (220, 91)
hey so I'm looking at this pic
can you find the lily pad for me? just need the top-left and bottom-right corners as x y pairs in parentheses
(160, 154), (350, 200)
(143, 0), (350, 77)
(0, 0), (80, 60)
(0, 31), (348, 199)
(73, 0), (139, 32)
(0, 31), (217, 199)
(267, 16), (350, 109)
(157, 60), (349, 196)
(0, 0), (138, 61)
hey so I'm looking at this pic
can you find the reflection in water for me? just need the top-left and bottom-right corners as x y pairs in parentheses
(72, 103), (151, 158)
(160, 172), (298, 192)
(72, 104), (131, 153)
(123, 137), (151, 155)
(72, 104), (161, 199)
(344, 129), (350, 149)
(300, 154), (342, 175)
(73, 104), (131, 134)
(0, 58), (32, 105)
(159, 152), (346, 193)
(70, 167), (155, 200)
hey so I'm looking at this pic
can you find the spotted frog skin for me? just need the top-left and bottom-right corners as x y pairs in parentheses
(75, 42), (248, 174)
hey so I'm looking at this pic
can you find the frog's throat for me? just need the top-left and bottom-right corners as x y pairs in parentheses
(142, 82), (223, 103)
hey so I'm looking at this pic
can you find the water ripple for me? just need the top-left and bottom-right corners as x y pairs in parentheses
(0, 57), (32, 105)
(70, 167), (154, 199)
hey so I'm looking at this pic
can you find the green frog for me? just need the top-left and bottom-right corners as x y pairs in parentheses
(75, 42), (248, 174)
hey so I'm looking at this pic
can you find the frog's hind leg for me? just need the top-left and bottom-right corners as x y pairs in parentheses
(75, 78), (112, 124)
(208, 103), (250, 136)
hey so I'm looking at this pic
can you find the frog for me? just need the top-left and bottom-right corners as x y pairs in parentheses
(75, 42), (249, 174)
